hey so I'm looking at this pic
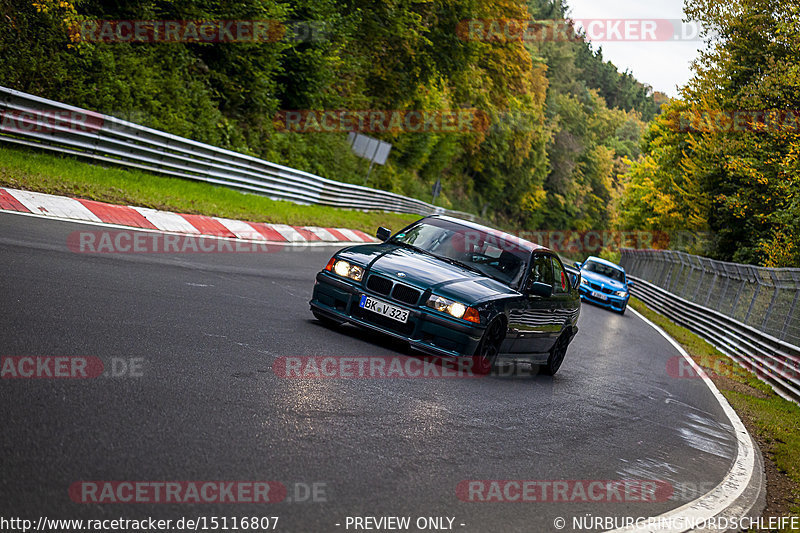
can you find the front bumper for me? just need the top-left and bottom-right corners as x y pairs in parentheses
(578, 285), (628, 311)
(310, 271), (484, 359)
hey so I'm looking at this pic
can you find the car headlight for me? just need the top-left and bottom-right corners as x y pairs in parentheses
(325, 258), (364, 282)
(614, 290), (628, 297)
(580, 277), (589, 285)
(425, 295), (480, 323)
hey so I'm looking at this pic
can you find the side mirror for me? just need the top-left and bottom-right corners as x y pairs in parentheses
(627, 279), (634, 288)
(573, 261), (582, 269)
(527, 281), (553, 298)
(376, 227), (391, 241)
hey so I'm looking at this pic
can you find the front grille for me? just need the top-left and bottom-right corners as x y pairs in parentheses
(589, 282), (613, 294)
(367, 275), (392, 296)
(392, 284), (421, 305)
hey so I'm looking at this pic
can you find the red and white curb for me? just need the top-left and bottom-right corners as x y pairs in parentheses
(0, 187), (378, 247)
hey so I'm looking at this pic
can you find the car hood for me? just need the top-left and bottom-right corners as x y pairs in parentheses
(337, 244), (518, 304)
(580, 269), (626, 290)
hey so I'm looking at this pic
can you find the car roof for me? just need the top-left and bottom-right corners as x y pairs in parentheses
(426, 215), (549, 253)
(584, 256), (625, 272)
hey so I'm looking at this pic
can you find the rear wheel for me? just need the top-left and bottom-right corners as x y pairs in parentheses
(472, 319), (505, 375)
(541, 331), (569, 376)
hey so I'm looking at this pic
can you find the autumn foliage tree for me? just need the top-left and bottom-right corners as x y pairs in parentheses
(619, 0), (800, 266)
(1, 0), (656, 231)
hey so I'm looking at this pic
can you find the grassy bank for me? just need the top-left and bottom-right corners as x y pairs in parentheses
(629, 297), (800, 526)
(0, 144), (419, 233)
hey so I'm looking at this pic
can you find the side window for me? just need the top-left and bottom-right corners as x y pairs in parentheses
(552, 256), (568, 293)
(528, 254), (554, 287)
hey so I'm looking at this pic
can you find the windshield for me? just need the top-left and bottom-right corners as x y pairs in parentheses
(390, 219), (529, 286)
(583, 260), (626, 283)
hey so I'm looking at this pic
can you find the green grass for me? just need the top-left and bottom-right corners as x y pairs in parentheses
(629, 297), (800, 524)
(0, 144), (419, 233)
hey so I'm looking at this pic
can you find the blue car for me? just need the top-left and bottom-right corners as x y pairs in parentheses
(574, 256), (632, 314)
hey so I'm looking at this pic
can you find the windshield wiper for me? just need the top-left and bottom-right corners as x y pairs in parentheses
(438, 256), (485, 276)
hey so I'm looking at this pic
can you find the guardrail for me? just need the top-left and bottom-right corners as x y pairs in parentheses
(621, 248), (800, 404)
(0, 86), (479, 221)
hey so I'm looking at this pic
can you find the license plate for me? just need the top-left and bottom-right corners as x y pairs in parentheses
(591, 290), (608, 301)
(359, 295), (409, 323)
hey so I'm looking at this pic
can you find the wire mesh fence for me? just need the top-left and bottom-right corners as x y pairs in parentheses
(620, 249), (800, 347)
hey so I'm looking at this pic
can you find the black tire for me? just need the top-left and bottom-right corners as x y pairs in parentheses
(312, 310), (339, 328)
(618, 304), (627, 315)
(472, 319), (505, 375)
(541, 331), (570, 376)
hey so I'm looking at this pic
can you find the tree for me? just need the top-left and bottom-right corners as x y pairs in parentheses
(619, 0), (800, 266)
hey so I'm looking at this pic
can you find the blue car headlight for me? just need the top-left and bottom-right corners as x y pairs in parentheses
(580, 277), (589, 286)
(614, 290), (628, 297)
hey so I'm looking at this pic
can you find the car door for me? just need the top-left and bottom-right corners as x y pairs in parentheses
(548, 255), (575, 350)
(507, 253), (557, 355)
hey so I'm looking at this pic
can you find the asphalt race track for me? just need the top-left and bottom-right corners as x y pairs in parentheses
(0, 213), (743, 532)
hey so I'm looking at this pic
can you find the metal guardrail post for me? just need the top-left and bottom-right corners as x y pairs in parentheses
(658, 251), (670, 287)
(731, 265), (748, 319)
(783, 289), (800, 341)
(718, 274), (731, 311)
(761, 271), (781, 330)
(704, 264), (717, 307)
(675, 253), (687, 295)
(691, 255), (705, 300)
(744, 278), (762, 325)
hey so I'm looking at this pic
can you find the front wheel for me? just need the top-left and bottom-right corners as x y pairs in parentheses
(541, 332), (570, 376)
(472, 319), (505, 375)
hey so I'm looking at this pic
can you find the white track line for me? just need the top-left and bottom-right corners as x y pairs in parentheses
(607, 307), (759, 533)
